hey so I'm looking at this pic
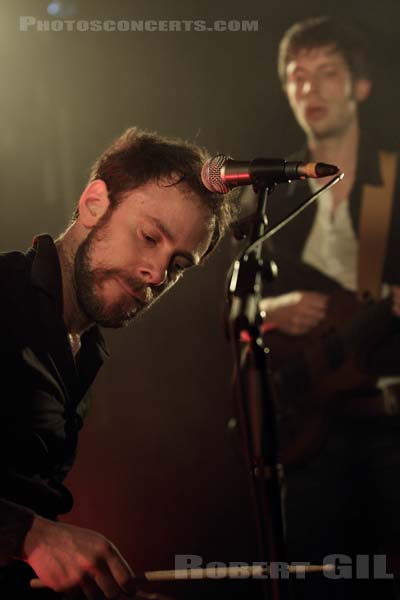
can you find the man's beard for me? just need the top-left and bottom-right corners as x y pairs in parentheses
(74, 225), (153, 329)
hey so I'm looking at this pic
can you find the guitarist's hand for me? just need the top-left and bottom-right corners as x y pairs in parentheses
(260, 291), (328, 335)
(22, 515), (136, 599)
(392, 285), (400, 317)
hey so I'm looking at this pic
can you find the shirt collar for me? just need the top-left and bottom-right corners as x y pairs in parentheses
(29, 233), (64, 309)
(286, 129), (383, 196)
(27, 233), (109, 358)
(355, 129), (383, 186)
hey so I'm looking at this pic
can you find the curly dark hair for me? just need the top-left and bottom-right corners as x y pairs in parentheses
(278, 16), (370, 85)
(72, 127), (239, 256)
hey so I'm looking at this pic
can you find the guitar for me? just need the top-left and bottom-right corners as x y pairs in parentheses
(264, 289), (400, 466)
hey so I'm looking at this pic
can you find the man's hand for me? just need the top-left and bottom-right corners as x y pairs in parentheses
(22, 515), (136, 599)
(392, 285), (400, 317)
(260, 291), (328, 335)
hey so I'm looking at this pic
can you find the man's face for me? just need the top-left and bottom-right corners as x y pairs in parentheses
(285, 45), (364, 140)
(74, 181), (214, 328)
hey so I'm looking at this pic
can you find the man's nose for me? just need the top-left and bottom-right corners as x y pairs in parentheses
(301, 76), (319, 96)
(139, 264), (168, 287)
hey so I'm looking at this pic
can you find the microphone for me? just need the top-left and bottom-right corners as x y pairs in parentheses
(201, 154), (340, 194)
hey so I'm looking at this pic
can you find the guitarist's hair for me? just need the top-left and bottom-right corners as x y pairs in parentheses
(278, 16), (370, 86)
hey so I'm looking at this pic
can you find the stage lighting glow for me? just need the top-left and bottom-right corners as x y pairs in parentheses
(47, 1), (76, 17)
(47, 2), (61, 15)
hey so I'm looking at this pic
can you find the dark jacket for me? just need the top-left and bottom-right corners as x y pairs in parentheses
(260, 134), (400, 375)
(266, 134), (400, 288)
(0, 234), (108, 573)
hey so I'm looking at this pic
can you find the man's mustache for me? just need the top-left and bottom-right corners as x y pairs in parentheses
(95, 269), (157, 306)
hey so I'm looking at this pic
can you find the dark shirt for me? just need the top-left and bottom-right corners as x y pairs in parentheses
(0, 234), (108, 523)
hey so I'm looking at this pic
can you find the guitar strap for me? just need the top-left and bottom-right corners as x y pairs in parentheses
(357, 150), (397, 301)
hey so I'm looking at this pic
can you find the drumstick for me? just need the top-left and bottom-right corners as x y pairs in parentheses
(30, 563), (334, 588)
(138, 563), (334, 582)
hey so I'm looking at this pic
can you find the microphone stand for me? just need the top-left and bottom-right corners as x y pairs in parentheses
(228, 180), (289, 600)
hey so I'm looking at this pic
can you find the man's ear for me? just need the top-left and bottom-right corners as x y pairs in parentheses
(78, 180), (110, 229)
(354, 78), (372, 103)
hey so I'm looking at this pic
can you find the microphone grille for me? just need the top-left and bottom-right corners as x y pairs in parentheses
(201, 154), (230, 194)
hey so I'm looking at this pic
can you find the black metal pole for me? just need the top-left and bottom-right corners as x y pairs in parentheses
(228, 183), (289, 600)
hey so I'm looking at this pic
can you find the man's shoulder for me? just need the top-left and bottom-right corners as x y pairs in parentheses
(0, 249), (31, 282)
(0, 249), (34, 311)
(0, 248), (28, 266)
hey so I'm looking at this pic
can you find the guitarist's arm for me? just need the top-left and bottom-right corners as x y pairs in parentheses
(260, 290), (328, 336)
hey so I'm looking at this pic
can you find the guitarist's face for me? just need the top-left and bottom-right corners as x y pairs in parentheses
(285, 45), (371, 141)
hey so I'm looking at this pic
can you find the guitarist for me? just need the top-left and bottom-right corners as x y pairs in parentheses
(259, 17), (400, 600)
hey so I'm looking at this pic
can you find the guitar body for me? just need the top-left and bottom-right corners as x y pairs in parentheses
(264, 289), (396, 466)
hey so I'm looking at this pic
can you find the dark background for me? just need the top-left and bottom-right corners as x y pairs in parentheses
(1, 1), (399, 598)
